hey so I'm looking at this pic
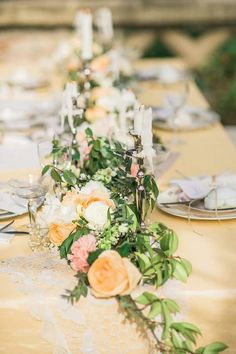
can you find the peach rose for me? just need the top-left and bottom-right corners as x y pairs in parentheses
(63, 188), (114, 209)
(91, 55), (110, 73)
(62, 189), (80, 206)
(90, 87), (116, 101)
(88, 250), (141, 298)
(85, 107), (107, 123)
(48, 223), (75, 246)
(77, 191), (115, 209)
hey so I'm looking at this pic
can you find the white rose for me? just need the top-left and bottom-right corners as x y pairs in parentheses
(59, 205), (77, 224)
(37, 193), (61, 227)
(80, 181), (110, 198)
(37, 193), (77, 227)
(97, 89), (121, 112)
(84, 201), (110, 229)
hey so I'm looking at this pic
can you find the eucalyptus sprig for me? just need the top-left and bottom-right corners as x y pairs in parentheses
(118, 294), (228, 353)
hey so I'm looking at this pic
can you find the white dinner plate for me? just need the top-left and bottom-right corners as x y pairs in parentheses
(157, 201), (236, 221)
(152, 106), (219, 131)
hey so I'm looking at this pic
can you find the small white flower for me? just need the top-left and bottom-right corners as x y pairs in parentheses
(80, 180), (110, 197)
(118, 224), (128, 233)
(37, 192), (77, 227)
(84, 201), (110, 229)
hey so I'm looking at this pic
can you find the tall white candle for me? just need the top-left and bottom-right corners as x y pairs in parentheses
(67, 82), (78, 97)
(95, 8), (113, 43)
(134, 105), (144, 135)
(142, 107), (154, 172)
(80, 11), (93, 61)
(142, 107), (153, 148)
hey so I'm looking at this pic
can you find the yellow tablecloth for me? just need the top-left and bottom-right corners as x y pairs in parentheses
(0, 59), (236, 353)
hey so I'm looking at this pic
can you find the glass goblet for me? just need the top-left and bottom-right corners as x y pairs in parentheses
(37, 138), (72, 169)
(14, 174), (47, 228)
(163, 82), (189, 145)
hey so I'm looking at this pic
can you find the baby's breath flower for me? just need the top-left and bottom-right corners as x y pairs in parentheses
(118, 224), (128, 233)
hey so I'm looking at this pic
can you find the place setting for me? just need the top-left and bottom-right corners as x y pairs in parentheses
(157, 171), (236, 220)
(135, 64), (191, 84)
(152, 81), (220, 135)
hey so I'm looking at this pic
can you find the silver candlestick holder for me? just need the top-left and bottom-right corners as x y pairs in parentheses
(81, 59), (92, 105)
(129, 130), (146, 229)
(71, 98), (84, 166)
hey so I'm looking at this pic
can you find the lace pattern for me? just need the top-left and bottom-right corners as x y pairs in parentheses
(0, 252), (186, 354)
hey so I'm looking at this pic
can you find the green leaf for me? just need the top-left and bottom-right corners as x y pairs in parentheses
(203, 342), (228, 353)
(171, 329), (184, 349)
(125, 205), (138, 231)
(63, 170), (77, 186)
(136, 253), (151, 273)
(93, 140), (101, 151)
(63, 272), (88, 303)
(135, 293), (151, 305)
(161, 302), (172, 340)
(173, 260), (188, 283)
(87, 249), (104, 265)
(148, 301), (162, 319)
(42, 165), (50, 176)
(149, 222), (167, 234)
(51, 168), (62, 183)
(160, 230), (178, 256)
(135, 291), (158, 305)
(85, 127), (93, 138)
(182, 340), (193, 352)
(117, 242), (131, 257)
(180, 258), (192, 276)
(164, 299), (180, 313)
(171, 322), (201, 335)
(59, 232), (75, 259)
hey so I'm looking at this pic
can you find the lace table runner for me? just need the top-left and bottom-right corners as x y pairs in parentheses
(0, 251), (186, 354)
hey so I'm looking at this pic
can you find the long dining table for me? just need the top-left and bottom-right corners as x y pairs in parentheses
(0, 58), (235, 353)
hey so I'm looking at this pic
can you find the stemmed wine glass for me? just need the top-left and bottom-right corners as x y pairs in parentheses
(37, 138), (72, 169)
(37, 138), (72, 200)
(12, 174), (47, 228)
(164, 81), (189, 145)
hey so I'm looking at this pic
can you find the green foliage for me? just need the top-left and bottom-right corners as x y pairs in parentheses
(63, 272), (88, 304)
(197, 35), (236, 125)
(59, 226), (90, 259)
(118, 293), (227, 353)
(87, 249), (104, 265)
(144, 174), (159, 216)
(196, 342), (228, 354)
(143, 37), (175, 58)
(63, 170), (77, 186)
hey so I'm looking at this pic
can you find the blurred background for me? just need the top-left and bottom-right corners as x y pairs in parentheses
(0, 0), (236, 139)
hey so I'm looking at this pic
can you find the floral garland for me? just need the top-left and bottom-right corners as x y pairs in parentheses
(39, 129), (227, 353)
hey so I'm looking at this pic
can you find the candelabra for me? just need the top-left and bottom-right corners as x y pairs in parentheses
(129, 130), (146, 229)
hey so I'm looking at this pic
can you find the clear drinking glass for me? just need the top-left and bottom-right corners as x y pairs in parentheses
(152, 143), (170, 178)
(37, 138), (72, 168)
(13, 174), (47, 228)
(164, 82), (189, 145)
